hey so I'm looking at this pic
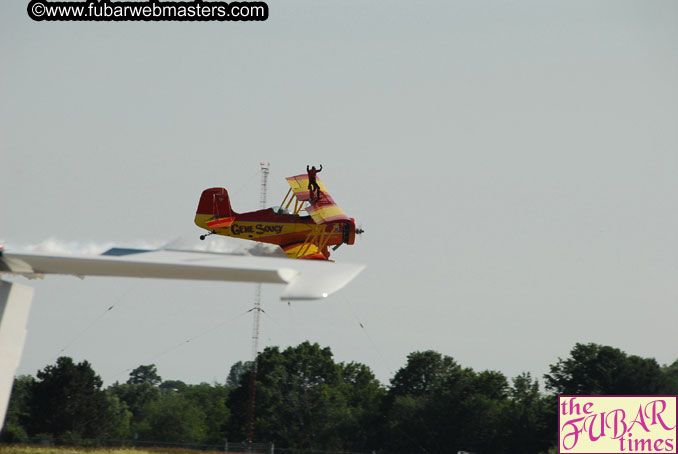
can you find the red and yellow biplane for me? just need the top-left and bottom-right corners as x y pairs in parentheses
(195, 172), (362, 260)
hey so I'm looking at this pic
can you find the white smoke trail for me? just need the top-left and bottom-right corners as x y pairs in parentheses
(164, 235), (285, 257)
(18, 238), (165, 255)
(2, 235), (284, 257)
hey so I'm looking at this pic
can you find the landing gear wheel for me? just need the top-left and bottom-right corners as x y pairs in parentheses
(200, 230), (218, 241)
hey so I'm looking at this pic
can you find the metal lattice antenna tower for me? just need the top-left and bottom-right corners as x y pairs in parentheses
(251, 162), (269, 360)
(247, 161), (269, 443)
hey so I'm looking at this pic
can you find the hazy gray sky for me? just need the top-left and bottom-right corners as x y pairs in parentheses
(1, 0), (677, 387)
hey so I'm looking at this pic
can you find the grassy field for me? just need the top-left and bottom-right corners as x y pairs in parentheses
(0, 446), (228, 454)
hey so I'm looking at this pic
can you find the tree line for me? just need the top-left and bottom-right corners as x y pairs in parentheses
(3, 341), (678, 454)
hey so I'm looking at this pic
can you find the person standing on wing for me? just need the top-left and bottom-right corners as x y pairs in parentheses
(307, 164), (323, 201)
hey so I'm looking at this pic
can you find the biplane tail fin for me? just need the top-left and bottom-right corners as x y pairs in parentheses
(195, 188), (238, 230)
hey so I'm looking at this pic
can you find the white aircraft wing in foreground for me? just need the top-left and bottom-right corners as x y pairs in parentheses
(0, 246), (365, 430)
(0, 247), (365, 300)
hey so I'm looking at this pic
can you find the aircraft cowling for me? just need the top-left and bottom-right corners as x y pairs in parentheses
(344, 218), (357, 245)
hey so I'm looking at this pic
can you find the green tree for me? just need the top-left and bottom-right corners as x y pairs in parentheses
(661, 358), (678, 394)
(26, 357), (112, 439)
(545, 343), (666, 395)
(505, 373), (554, 454)
(105, 392), (133, 440)
(110, 375), (227, 444)
(333, 362), (385, 448)
(385, 350), (465, 453)
(160, 379), (188, 392)
(226, 360), (252, 387)
(108, 381), (161, 437)
(127, 364), (162, 386)
(384, 350), (512, 454)
(183, 383), (231, 444)
(138, 392), (207, 443)
(0, 375), (35, 442)
(390, 350), (461, 396)
(228, 342), (384, 451)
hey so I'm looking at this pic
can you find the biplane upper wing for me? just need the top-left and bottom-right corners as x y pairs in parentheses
(285, 174), (350, 224)
(286, 174), (320, 202)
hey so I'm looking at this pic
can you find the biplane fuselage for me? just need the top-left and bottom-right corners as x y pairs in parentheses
(195, 174), (358, 260)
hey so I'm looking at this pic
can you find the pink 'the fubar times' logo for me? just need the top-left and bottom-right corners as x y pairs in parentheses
(559, 396), (677, 453)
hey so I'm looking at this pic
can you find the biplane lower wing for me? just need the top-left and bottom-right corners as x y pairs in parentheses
(282, 242), (325, 260)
